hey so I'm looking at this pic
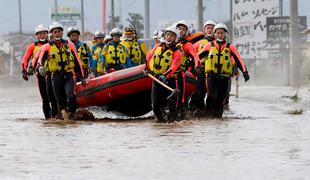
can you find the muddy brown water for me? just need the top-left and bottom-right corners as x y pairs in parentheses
(1, 80), (310, 180)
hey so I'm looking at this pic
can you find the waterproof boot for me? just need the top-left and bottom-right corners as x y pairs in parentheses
(67, 112), (75, 120)
(189, 93), (205, 111)
(223, 96), (230, 110)
(193, 109), (206, 117)
(54, 114), (63, 120)
(177, 102), (188, 121)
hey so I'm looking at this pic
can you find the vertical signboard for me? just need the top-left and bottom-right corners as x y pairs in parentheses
(266, 16), (307, 47)
(50, 7), (81, 28)
(232, 0), (279, 59)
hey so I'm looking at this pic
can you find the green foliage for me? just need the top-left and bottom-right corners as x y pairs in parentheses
(106, 16), (123, 32)
(288, 108), (303, 115)
(126, 12), (144, 38)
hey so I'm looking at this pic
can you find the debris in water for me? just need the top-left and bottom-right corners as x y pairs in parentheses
(287, 108), (303, 115)
(74, 109), (96, 120)
(282, 91), (300, 102)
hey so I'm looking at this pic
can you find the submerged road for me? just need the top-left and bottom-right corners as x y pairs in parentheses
(0, 80), (309, 180)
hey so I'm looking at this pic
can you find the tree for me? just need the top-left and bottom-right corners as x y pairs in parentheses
(106, 15), (123, 32)
(126, 13), (144, 38)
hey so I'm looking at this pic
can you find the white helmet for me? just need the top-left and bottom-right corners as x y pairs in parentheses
(67, 27), (80, 37)
(176, 20), (191, 36)
(153, 29), (164, 39)
(203, 20), (216, 29)
(49, 22), (64, 32)
(35, 24), (48, 35)
(110, 28), (122, 36)
(164, 26), (180, 44)
(104, 35), (112, 43)
(94, 30), (105, 38)
(214, 23), (228, 33)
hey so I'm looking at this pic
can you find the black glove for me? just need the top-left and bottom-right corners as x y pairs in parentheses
(159, 75), (167, 84)
(28, 65), (34, 76)
(243, 71), (249, 82)
(22, 70), (29, 81)
(143, 69), (149, 76)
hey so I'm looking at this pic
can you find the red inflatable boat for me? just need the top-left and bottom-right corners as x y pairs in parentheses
(76, 64), (197, 116)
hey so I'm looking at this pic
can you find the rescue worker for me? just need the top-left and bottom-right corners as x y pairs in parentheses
(147, 29), (164, 55)
(198, 23), (249, 118)
(175, 20), (200, 73)
(38, 22), (85, 120)
(193, 20), (216, 53)
(101, 28), (132, 72)
(190, 20), (216, 111)
(145, 26), (183, 122)
(67, 27), (92, 79)
(21, 24), (58, 119)
(120, 26), (147, 66)
(104, 35), (112, 44)
(175, 20), (201, 115)
(91, 30), (105, 77)
(152, 29), (164, 47)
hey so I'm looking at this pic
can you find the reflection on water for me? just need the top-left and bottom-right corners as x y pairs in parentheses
(0, 84), (310, 180)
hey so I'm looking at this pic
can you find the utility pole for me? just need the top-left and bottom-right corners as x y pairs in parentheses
(102, 0), (106, 32)
(144, 0), (150, 38)
(54, 0), (58, 21)
(10, 47), (14, 77)
(217, 0), (221, 21)
(18, 0), (22, 34)
(81, 0), (85, 40)
(279, 0), (288, 85)
(111, 0), (115, 28)
(119, 0), (122, 27)
(197, 0), (203, 31)
(289, 0), (300, 87)
(230, 0), (233, 42)
(279, 0), (283, 16)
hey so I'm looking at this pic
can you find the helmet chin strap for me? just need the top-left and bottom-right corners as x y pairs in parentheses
(165, 40), (173, 45)
(165, 41), (176, 47)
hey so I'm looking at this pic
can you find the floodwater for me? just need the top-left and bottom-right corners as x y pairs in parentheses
(0, 79), (310, 180)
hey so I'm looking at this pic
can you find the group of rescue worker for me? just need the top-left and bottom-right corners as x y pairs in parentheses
(91, 27), (147, 76)
(21, 19), (249, 121)
(145, 20), (249, 121)
(21, 21), (147, 120)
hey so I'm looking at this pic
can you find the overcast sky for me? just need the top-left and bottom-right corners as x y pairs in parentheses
(0, 0), (309, 36)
